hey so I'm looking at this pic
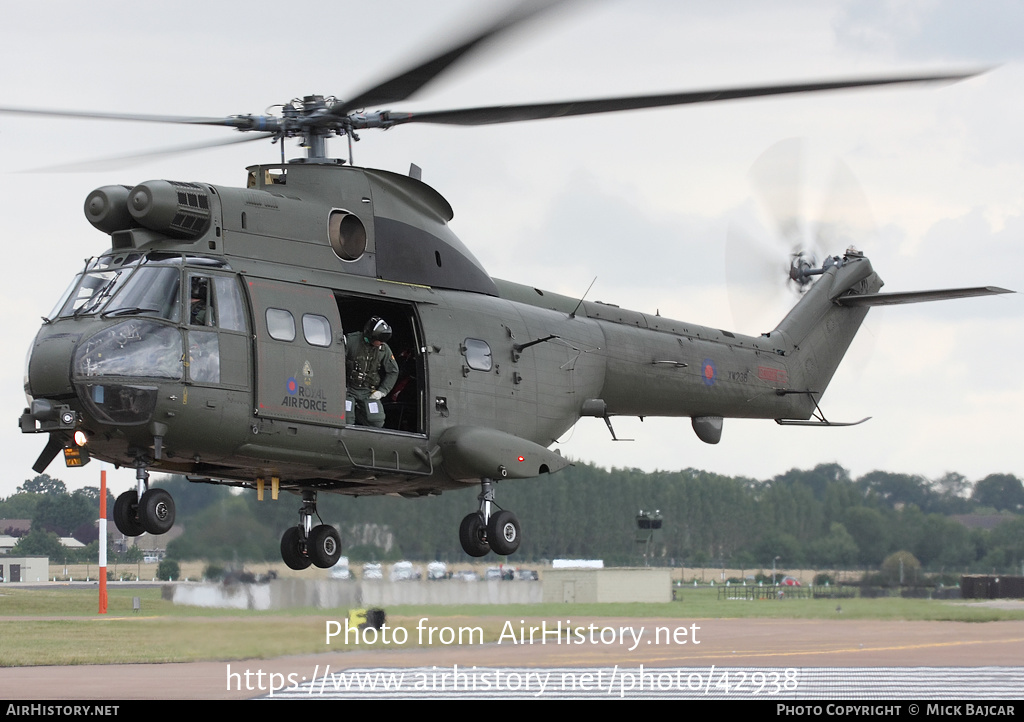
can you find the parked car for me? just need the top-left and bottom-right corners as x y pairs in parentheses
(390, 561), (422, 581)
(328, 556), (352, 580)
(780, 576), (801, 586)
(362, 563), (383, 580)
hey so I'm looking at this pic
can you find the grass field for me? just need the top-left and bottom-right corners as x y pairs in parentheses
(1, 584), (1022, 667)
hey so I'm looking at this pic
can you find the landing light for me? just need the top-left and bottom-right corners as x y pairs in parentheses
(73, 430), (88, 446)
(63, 445), (88, 467)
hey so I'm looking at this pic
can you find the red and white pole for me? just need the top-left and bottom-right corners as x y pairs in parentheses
(99, 468), (107, 614)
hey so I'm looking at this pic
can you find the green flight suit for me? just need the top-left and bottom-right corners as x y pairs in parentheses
(345, 331), (399, 427)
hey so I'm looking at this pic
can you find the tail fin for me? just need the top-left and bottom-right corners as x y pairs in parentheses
(768, 252), (881, 418)
(767, 250), (1011, 421)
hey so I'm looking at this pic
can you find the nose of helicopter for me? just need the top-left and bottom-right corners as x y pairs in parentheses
(21, 327), (88, 471)
(25, 327), (78, 399)
(21, 316), (170, 473)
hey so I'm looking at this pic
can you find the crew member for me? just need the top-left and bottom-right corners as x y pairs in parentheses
(345, 316), (399, 427)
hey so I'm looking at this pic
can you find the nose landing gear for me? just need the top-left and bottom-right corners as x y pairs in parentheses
(458, 478), (521, 557)
(280, 490), (342, 570)
(112, 462), (176, 537)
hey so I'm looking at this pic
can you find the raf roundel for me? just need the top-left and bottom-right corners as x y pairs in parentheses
(286, 377), (299, 396)
(702, 359), (716, 387)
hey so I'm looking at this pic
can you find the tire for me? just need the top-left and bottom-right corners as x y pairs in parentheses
(280, 526), (311, 570)
(138, 488), (176, 535)
(459, 512), (490, 557)
(308, 524), (342, 569)
(487, 510), (521, 556)
(113, 490), (144, 537)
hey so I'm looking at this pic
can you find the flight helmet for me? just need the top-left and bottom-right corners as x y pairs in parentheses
(363, 316), (392, 344)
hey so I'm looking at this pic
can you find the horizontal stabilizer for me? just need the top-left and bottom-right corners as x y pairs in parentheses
(835, 286), (1012, 307)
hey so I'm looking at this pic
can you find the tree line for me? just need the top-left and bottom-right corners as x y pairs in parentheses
(2, 464), (1023, 572)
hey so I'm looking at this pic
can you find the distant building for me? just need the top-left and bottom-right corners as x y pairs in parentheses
(552, 559), (604, 569)
(543, 568), (671, 603)
(0, 556), (49, 583)
(0, 519), (31, 536)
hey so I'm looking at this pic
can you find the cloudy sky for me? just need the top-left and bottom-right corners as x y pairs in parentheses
(0, 0), (1021, 498)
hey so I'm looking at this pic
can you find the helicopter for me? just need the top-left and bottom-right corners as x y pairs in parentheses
(9, 2), (1012, 568)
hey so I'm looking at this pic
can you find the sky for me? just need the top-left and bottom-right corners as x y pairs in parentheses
(0, 0), (1021, 499)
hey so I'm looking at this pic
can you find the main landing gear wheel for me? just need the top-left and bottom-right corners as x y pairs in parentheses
(138, 488), (175, 535)
(487, 510), (521, 556)
(459, 512), (490, 557)
(458, 478), (524, 557)
(279, 490), (342, 570)
(280, 526), (311, 570)
(308, 524), (342, 568)
(113, 490), (144, 537)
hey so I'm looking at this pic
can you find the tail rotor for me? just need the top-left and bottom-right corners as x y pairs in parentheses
(727, 138), (879, 334)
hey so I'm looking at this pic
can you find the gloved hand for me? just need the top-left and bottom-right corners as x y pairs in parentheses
(369, 390), (384, 400)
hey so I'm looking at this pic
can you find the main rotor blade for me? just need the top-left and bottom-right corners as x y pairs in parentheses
(23, 133), (274, 172)
(335, 0), (570, 116)
(0, 105), (251, 128)
(377, 71), (981, 127)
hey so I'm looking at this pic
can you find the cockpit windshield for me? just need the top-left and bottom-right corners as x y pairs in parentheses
(48, 254), (225, 321)
(50, 255), (144, 319)
(102, 266), (182, 321)
(56, 268), (131, 317)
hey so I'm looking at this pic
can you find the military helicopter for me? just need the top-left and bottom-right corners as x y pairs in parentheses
(10, 2), (1011, 568)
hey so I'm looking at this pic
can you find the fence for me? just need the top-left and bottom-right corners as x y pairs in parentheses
(961, 575), (1024, 599)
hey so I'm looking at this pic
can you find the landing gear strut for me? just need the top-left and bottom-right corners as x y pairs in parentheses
(112, 461), (176, 537)
(458, 478), (521, 557)
(280, 490), (342, 570)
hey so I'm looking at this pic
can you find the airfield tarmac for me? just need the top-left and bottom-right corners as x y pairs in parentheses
(3, 614), (1024, 699)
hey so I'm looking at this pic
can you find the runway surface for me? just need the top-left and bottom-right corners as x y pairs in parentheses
(3, 617), (1023, 700)
(266, 665), (1024, 699)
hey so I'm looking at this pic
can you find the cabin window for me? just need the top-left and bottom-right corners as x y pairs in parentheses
(302, 314), (332, 347)
(266, 308), (295, 341)
(463, 338), (493, 372)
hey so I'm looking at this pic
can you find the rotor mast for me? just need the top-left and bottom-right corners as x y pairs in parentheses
(280, 95), (348, 163)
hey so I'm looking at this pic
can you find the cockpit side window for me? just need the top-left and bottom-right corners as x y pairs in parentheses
(189, 275), (215, 327)
(185, 273), (248, 386)
(214, 276), (246, 332)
